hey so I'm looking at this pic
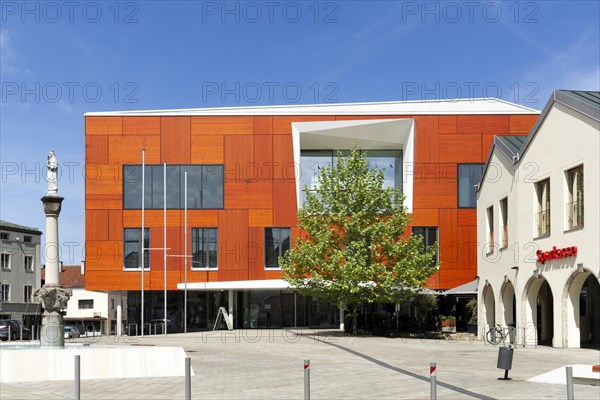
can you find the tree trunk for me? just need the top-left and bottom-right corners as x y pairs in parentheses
(352, 307), (358, 335)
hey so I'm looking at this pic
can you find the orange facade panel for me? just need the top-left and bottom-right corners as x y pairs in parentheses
(413, 179), (457, 209)
(108, 210), (123, 241)
(86, 135), (109, 164)
(86, 210), (109, 241)
(413, 116), (439, 163)
(439, 209), (458, 272)
(410, 209), (439, 226)
(224, 135), (254, 181)
(86, 194), (121, 210)
(509, 114), (539, 134)
(457, 209), (477, 226)
(456, 115), (509, 134)
(254, 116), (273, 135)
(123, 116), (161, 135)
(248, 209), (273, 227)
(273, 179), (297, 226)
(273, 135), (295, 180)
(191, 116), (254, 135)
(438, 134), (482, 163)
(438, 115), (457, 134)
(224, 181), (274, 209)
(108, 135), (161, 164)
(86, 165), (121, 195)
(161, 117), (191, 164)
(86, 116), (122, 135)
(190, 135), (224, 164)
(248, 227), (265, 280)
(218, 210), (249, 271)
(254, 135), (274, 180)
(85, 241), (122, 271)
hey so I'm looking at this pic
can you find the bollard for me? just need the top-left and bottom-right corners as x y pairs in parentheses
(430, 362), (437, 400)
(304, 359), (310, 400)
(566, 366), (574, 400)
(75, 355), (81, 400)
(185, 357), (191, 400)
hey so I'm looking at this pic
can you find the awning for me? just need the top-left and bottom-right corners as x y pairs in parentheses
(177, 279), (292, 291)
(443, 279), (478, 295)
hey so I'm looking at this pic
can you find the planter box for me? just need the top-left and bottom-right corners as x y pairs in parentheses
(441, 319), (456, 333)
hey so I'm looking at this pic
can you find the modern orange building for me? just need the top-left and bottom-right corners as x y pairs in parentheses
(84, 99), (539, 331)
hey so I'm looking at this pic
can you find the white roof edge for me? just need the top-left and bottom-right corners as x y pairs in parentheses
(85, 98), (540, 116)
(176, 279), (292, 291)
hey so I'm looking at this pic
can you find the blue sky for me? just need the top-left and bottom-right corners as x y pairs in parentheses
(1, 0), (599, 264)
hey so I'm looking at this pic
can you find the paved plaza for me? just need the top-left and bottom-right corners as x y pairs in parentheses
(1, 330), (599, 399)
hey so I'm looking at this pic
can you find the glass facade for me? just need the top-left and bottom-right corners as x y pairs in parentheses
(123, 165), (224, 209)
(412, 226), (438, 266)
(458, 164), (484, 208)
(265, 228), (291, 268)
(300, 150), (402, 204)
(123, 228), (150, 269)
(191, 228), (218, 269)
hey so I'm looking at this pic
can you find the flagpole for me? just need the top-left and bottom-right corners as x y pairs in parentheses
(184, 170), (188, 333)
(163, 161), (167, 335)
(141, 149), (145, 337)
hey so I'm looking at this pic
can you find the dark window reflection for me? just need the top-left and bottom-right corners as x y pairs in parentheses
(265, 228), (291, 268)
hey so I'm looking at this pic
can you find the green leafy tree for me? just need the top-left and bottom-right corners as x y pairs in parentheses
(281, 146), (438, 333)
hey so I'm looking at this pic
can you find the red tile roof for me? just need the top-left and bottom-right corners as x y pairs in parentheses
(41, 265), (85, 288)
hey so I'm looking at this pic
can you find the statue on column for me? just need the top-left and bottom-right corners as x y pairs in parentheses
(47, 150), (59, 195)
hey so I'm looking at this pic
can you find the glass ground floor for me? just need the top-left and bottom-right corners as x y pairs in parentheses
(126, 290), (340, 334)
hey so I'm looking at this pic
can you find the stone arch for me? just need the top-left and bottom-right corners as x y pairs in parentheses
(562, 268), (600, 348)
(521, 274), (554, 346)
(482, 283), (496, 328)
(500, 279), (516, 327)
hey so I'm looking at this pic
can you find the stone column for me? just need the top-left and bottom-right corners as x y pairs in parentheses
(33, 194), (72, 347)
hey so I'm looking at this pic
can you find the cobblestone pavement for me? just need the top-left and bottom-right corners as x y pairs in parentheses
(1, 330), (599, 399)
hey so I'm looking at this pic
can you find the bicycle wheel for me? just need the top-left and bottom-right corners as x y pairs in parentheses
(486, 327), (502, 345)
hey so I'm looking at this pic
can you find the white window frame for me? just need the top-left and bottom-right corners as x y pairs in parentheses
(500, 197), (508, 249)
(535, 179), (550, 237)
(565, 165), (584, 230)
(24, 284), (33, 302)
(1, 253), (10, 270)
(486, 206), (494, 254)
(1, 283), (10, 302)
(24, 255), (34, 272)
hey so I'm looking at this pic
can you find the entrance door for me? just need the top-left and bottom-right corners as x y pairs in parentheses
(536, 280), (554, 346)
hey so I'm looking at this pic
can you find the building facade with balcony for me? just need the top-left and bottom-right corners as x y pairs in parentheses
(477, 90), (600, 348)
(84, 99), (540, 331)
(0, 220), (43, 326)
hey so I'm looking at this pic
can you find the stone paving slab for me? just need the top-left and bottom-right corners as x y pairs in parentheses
(1, 330), (599, 399)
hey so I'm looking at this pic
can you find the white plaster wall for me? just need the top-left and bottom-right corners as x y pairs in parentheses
(477, 101), (599, 348)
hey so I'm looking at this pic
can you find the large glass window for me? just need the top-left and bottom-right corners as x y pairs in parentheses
(411, 227), (438, 266)
(458, 164), (484, 208)
(265, 228), (291, 268)
(191, 228), (218, 269)
(123, 228), (150, 269)
(300, 150), (402, 204)
(79, 299), (94, 309)
(1, 253), (10, 269)
(123, 165), (224, 209)
(1, 284), (10, 302)
(23, 285), (33, 302)
(566, 165), (584, 230)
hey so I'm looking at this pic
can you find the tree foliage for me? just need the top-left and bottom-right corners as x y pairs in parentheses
(281, 146), (438, 319)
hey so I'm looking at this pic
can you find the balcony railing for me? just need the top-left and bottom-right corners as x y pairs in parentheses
(536, 210), (550, 237)
(566, 200), (584, 229)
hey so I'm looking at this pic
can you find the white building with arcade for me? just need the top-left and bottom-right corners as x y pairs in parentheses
(476, 90), (599, 348)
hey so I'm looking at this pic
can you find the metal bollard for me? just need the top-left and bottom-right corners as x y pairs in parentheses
(566, 366), (574, 400)
(430, 362), (437, 400)
(304, 359), (310, 400)
(185, 357), (191, 400)
(75, 355), (81, 400)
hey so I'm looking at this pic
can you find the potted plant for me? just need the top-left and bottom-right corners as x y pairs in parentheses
(466, 298), (478, 334)
(439, 314), (456, 332)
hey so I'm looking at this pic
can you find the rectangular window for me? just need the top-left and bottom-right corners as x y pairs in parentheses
(1, 284), (10, 302)
(458, 164), (484, 208)
(123, 165), (224, 210)
(566, 165), (584, 230)
(123, 228), (150, 269)
(486, 206), (495, 253)
(191, 228), (218, 269)
(500, 198), (508, 248)
(23, 285), (33, 302)
(411, 227), (438, 266)
(535, 179), (550, 237)
(265, 228), (291, 268)
(1, 253), (10, 270)
(24, 256), (34, 271)
(0, 233), (9, 240)
(23, 236), (32, 243)
(78, 299), (94, 309)
(300, 150), (402, 205)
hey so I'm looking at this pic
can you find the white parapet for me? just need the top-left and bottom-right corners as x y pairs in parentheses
(0, 344), (193, 382)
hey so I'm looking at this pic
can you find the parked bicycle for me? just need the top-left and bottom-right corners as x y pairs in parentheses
(485, 323), (515, 345)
